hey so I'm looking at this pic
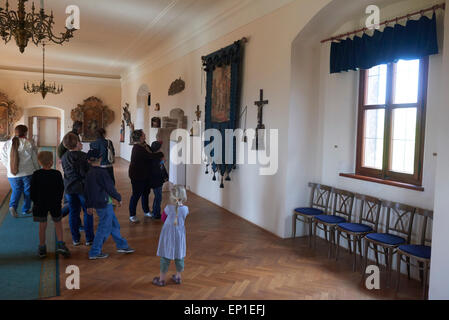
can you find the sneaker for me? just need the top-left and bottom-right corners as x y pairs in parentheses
(38, 245), (47, 258)
(56, 242), (71, 258)
(117, 247), (135, 254)
(73, 241), (81, 247)
(9, 207), (18, 218)
(144, 212), (153, 219)
(85, 241), (93, 247)
(152, 215), (161, 220)
(129, 216), (140, 224)
(89, 253), (109, 260)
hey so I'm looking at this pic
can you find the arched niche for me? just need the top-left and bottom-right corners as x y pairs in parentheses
(136, 84), (150, 137)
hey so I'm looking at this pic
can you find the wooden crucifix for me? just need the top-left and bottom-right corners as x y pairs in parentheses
(253, 89), (269, 150)
(255, 89), (269, 129)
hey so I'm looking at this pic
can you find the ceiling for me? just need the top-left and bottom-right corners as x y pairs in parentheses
(0, 0), (259, 78)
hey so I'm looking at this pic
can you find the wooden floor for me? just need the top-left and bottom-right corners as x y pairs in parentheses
(1, 159), (423, 300)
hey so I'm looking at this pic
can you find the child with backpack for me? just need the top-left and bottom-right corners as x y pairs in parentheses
(90, 128), (115, 184)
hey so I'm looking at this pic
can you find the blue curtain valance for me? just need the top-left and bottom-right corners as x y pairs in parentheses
(330, 13), (439, 74)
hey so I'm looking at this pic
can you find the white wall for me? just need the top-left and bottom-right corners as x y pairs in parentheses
(121, 0), (332, 238)
(286, 0), (443, 241)
(429, 0), (449, 301)
(0, 70), (122, 152)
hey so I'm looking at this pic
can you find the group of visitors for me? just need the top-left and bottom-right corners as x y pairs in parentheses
(128, 129), (167, 223)
(0, 122), (190, 286)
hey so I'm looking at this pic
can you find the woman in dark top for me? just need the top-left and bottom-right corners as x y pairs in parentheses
(128, 130), (163, 224)
(90, 128), (116, 183)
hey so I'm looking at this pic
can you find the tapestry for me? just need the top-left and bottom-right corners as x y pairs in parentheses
(202, 39), (245, 188)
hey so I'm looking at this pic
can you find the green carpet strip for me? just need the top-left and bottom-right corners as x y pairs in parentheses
(0, 191), (60, 300)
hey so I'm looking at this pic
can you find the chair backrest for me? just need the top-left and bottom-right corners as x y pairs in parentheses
(331, 188), (355, 222)
(415, 208), (433, 246)
(308, 183), (332, 213)
(382, 201), (416, 243)
(355, 194), (382, 231)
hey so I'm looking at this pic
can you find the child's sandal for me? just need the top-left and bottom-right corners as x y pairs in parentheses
(171, 275), (182, 285)
(152, 277), (166, 287)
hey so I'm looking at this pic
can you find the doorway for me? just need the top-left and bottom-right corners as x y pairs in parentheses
(29, 116), (61, 148)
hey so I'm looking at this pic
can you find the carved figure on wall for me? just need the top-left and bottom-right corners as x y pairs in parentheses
(168, 78), (185, 96)
(123, 103), (132, 127)
(71, 96), (115, 142)
(0, 92), (23, 141)
(155, 103), (160, 112)
(120, 120), (125, 143)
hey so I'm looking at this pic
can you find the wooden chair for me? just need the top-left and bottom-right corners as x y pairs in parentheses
(363, 201), (415, 287)
(396, 208), (433, 299)
(314, 188), (355, 258)
(292, 183), (332, 247)
(336, 194), (382, 272)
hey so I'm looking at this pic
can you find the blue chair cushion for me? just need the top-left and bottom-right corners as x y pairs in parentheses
(315, 215), (346, 224)
(398, 245), (431, 259)
(294, 208), (324, 216)
(366, 233), (406, 246)
(338, 223), (373, 233)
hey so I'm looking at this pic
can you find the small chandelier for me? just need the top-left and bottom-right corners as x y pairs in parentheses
(24, 43), (63, 99)
(0, 0), (76, 53)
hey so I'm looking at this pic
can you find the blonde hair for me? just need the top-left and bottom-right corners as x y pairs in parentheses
(170, 185), (187, 226)
(38, 151), (54, 168)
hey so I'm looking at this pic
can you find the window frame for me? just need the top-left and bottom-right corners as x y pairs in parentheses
(355, 57), (429, 187)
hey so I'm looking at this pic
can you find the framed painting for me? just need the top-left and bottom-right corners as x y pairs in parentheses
(0, 92), (22, 142)
(0, 104), (9, 141)
(71, 97), (115, 142)
(202, 39), (245, 188)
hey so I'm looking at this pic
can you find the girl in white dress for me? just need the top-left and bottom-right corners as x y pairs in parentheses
(153, 185), (189, 287)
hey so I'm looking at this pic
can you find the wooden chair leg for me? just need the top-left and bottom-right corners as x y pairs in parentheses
(292, 215), (297, 238)
(324, 225), (328, 242)
(422, 261), (429, 300)
(357, 238), (363, 272)
(363, 239), (369, 277)
(418, 261), (424, 281)
(396, 253), (401, 292)
(335, 230), (341, 261)
(308, 218), (313, 248)
(328, 227), (333, 259)
(406, 256), (411, 280)
(313, 221), (318, 249)
(375, 245), (380, 267)
(347, 236), (352, 255)
(353, 236), (358, 272)
(387, 248), (393, 288)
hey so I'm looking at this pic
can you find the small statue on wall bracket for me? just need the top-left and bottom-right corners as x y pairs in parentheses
(155, 103), (161, 112)
(168, 78), (185, 96)
(123, 103), (132, 127)
(120, 120), (125, 143)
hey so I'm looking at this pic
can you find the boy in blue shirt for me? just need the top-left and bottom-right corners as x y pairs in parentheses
(85, 149), (134, 260)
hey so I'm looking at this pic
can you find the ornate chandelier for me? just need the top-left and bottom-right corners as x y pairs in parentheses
(24, 43), (63, 99)
(0, 0), (76, 53)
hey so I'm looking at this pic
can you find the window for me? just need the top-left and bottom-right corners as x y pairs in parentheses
(356, 58), (428, 187)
